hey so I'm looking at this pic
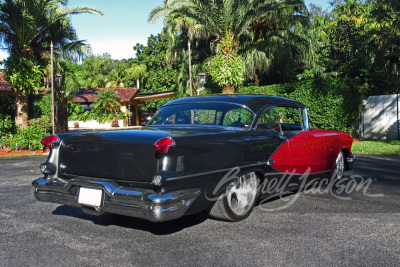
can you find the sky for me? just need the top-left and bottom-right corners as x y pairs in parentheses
(0, 0), (332, 62)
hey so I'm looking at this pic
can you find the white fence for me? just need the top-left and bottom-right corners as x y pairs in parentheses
(358, 94), (399, 140)
(68, 119), (125, 129)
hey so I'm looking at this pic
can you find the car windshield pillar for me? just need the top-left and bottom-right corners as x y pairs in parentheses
(271, 106), (313, 135)
(255, 106), (282, 134)
(302, 108), (310, 131)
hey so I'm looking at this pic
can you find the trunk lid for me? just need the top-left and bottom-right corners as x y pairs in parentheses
(57, 127), (234, 182)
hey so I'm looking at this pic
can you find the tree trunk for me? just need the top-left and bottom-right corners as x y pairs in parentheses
(222, 85), (235, 94)
(54, 86), (69, 134)
(188, 40), (193, 96)
(14, 90), (29, 128)
(255, 68), (260, 86)
(136, 78), (140, 90)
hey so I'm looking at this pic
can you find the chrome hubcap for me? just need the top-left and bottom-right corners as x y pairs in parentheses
(335, 152), (344, 179)
(226, 172), (258, 216)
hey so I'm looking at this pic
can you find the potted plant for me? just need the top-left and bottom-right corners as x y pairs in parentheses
(111, 118), (119, 127)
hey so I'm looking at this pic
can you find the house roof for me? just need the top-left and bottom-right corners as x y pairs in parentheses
(0, 73), (14, 94)
(134, 91), (177, 102)
(70, 87), (139, 103)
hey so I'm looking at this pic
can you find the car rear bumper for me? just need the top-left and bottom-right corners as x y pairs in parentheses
(32, 177), (201, 222)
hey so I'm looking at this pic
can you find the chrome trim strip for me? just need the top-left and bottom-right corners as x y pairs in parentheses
(165, 161), (271, 181)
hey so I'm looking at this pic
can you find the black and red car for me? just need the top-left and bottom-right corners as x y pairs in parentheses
(33, 95), (355, 222)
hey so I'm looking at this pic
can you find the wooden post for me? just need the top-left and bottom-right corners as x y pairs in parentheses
(134, 101), (139, 126)
(188, 40), (193, 96)
(50, 41), (55, 135)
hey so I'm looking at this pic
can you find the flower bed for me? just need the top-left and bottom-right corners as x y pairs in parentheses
(0, 149), (48, 157)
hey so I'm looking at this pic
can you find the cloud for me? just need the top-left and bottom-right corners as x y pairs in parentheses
(88, 36), (149, 59)
(0, 50), (9, 61)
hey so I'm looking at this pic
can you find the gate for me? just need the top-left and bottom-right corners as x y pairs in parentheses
(359, 94), (400, 140)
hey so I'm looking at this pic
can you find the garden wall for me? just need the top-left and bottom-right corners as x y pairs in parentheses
(68, 119), (125, 129)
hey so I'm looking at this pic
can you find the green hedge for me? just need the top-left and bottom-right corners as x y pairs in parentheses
(0, 114), (15, 138)
(237, 78), (362, 133)
(0, 117), (52, 150)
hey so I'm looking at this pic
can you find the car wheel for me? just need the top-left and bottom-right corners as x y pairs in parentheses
(333, 151), (344, 180)
(208, 172), (258, 222)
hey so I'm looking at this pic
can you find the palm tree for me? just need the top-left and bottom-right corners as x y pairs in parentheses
(106, 64), (128, 88)
(92, 89), (121, 115)
(149, 0), (290, 43)
(241, 1), (308, 85)
(128, 63), (148, 90)
(161, 14), (210, 95)
(149, 0), (307, 91)
(0, 0), (103, 127)
(296, 14), (330, 78)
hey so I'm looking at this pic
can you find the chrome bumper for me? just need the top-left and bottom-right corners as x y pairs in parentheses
(32, 177), (201, 222)
(347, 156), (356, 170)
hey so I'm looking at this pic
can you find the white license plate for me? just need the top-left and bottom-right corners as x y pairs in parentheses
(78, 187), (103, 207)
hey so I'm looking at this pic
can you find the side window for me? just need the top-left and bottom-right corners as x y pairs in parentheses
(163, 111), (191, 124)
(256, 107), (281, 133)
(278, 107), (304, 132)
(193, 109), (217, 125)
(221, 108), (253, 127)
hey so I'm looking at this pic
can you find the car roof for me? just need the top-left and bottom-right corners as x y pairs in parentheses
(163, 94), (305, 112)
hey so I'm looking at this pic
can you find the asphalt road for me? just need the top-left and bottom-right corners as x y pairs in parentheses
(0, 154), (399, 266)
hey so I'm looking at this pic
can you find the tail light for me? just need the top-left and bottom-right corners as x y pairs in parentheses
(154, 137), (175, 154)
(41, 135), (59, 148)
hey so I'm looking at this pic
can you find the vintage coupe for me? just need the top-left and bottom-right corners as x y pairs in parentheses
(33, 95), (355, 222)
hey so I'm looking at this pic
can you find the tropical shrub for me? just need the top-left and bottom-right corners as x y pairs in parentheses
(68, 100), (127, 123)
(1, 117), (52, 150)
(68, 102), (88, 121)
(30, 93), (52, 119)
(95, 111), (127, 124)
(209, 53), (243, 92)
(209, 33), (244, 93)
(0, 114), (15, 138)
(92, 89), (121, 115)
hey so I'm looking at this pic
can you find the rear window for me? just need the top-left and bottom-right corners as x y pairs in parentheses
(147, 103), (254, 128)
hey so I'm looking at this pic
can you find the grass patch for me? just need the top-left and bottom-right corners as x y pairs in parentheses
(352, 140), (400, 156)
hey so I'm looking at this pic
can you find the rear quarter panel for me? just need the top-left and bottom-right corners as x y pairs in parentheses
(270, 129), (353, 174)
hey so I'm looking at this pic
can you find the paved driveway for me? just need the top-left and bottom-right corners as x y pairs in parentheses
(0, 154), (399, 266)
